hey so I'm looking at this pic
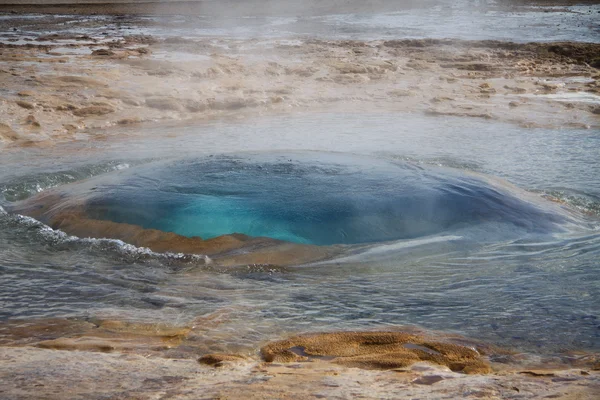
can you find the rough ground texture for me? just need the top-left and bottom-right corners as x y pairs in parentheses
(0, 15), (598, 147)
(1, 318), (599, 399)
(260, 331), (492, 374)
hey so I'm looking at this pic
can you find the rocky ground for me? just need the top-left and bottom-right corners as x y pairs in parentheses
(0, 318), (599, 399)
(0, 15), (598, 147)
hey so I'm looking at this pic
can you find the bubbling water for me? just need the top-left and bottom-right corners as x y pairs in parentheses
(78, 152), (570, 246)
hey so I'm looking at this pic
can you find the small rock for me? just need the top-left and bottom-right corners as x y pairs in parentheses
(518, 370), (555, 377)
(198, 353), (247, 367)
(184, 99), (207, 113)
(55, 104), (78, 111)
(0, 123), (19, 142)
(25, 114), (40, 127)
(117, 118), (142, 125)
(412, 375), (445, 385)
(92, 49), (114, 57)
(387, 89), (413, 97)
(63, 124), (79, 132)
(73, 105), (115, 117)
(16, 100), (34, 109)
(145, 97), (182, 111)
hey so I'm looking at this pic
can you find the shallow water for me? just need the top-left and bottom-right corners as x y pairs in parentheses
(1, 1), (599, 44)
(1, 112), (599, 354)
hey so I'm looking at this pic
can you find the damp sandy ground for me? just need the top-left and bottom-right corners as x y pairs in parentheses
(0, 12), (599, 147)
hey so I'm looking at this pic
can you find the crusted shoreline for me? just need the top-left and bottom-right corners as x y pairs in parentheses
(1, 317), (599, 399)
(1, 29), (598, 147)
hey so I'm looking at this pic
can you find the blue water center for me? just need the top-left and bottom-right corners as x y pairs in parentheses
(84, 153), (567, 245)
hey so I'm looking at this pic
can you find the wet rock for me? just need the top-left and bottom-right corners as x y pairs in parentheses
(330, 62), (368, 74)
(24, 114), (40, 127)
(387, 89), (413, 97)
(145, 97), (182, 111)
(261, 331), (492, 374)
(54, 75), (106, 87)
(146, 69), (173, 77)
(462, 63), (495, 71)
(55, 103), (77, 111)
(73, 105), (115, 117)
(16, 100), (34, 109)
(63, 124), (79, 132)
(430, 96), (453, 103)
(504, 85), (527, 94)
(412, 375), (445, 385)
(544, 43), (600, 66)
(538, 82), (561, 92)
(117, 117), (142, 125)
(0, 123), (19, 142)
(284, 66), (317, 77)
(37, 337), (118, 352)
(208, 97), (259, 111)
(91, 49), (114, 57)
(198, 353), (248, 367)
(519, 370), (556, 377)
(184, 99), (207, 113)
(122, 97), (144, 106)
(406, 59), (430, 70)
(331, 74), (369, 84)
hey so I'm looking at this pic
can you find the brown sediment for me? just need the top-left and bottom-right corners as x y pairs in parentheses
(11, 190), (338, 266)
(0, 123), (19, 142)
(0, 314), (233, 356)
(50, 211), (335, 265)
(0, 317), (190, 353)
(0, 19), (599, 148)
(1, 313), (599, 399)
(2, 317), (599, 399)
(261, 331), (492, 374)
(198, 353), (248, 367)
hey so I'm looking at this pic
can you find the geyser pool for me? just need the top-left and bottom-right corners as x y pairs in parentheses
(75, 152), (569, 246)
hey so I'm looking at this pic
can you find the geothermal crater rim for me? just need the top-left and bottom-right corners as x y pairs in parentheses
(44, 152), (567, 247)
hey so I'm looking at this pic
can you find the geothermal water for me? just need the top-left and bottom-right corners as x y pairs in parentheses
(1, 112), (599, 354)
(61, 153), (573, 246)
